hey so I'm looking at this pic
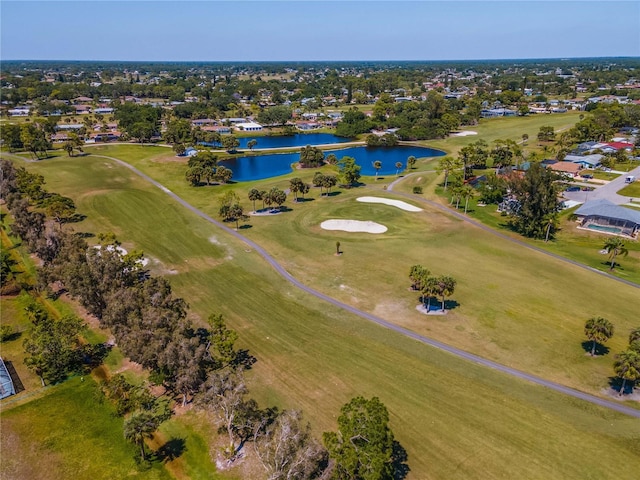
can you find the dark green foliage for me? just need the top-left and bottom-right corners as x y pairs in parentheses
(300, 145), (325, 168)
(478, 173), (507, 204)
(323, 396), (396, 480)
(22, 300), (85, 385)
(584, 317), (614, 356)
(257, 105), (292, 126)
(335, 108), (372, 138)
(412, 186), (422, 194)
(338, 156), (361, 186)
(507, 162), (562, 239)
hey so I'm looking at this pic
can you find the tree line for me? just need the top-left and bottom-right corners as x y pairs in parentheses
(1, 158), (407, 478)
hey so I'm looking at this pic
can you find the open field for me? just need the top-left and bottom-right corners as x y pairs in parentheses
(4, 149), (640, 478)
(419, 111), (583, 158)
(1, 377), (172, 480)
(57, 145), (640, 395)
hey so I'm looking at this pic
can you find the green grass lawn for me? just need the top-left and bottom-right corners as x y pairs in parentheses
(0, 377), (172, 480)
(618, 181), (640, 197)
(590, 170), (621, 181)
(5, 148), (640, 478)
(420, 111), (582, 157)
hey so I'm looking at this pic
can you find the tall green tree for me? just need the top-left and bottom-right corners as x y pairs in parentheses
(221, 135), (240, 153)
(248, 188), (263, 212)
(407, 156), (416, 170)
(338, 156), (361, 187)
(23, 303), (85, 386)
(603, 237), (629, 271)
(323, 396), (396, 480)
(613, 349), (640, 396)
(436, 156), (461, 191)
(584, 317), (615, 356)
(123, 411), (162, 461)
(508, 162), (562, 239)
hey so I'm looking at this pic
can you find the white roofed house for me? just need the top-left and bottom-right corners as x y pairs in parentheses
(235, 122), (263, 132)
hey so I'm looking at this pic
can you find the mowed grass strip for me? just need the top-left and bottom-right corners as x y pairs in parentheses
(10, 153), (640, 479)
(68, 146), (640, 397)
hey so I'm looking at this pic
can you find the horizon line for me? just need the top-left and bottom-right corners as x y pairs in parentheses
(3, 56), (640, 64)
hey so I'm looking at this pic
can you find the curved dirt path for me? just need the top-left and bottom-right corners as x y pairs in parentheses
(86, 154), (640, 418)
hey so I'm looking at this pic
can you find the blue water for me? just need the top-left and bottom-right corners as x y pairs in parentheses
(201, 133), (351, 150)
(218, 145), (445, 182)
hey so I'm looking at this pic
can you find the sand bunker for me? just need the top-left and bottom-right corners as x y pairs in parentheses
(451, 130), (478, 137)
(320, 219), (387, 234)
(357, 196), (422, 212)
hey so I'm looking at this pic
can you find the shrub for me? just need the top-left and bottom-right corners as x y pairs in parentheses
(413, 186), (423, 194)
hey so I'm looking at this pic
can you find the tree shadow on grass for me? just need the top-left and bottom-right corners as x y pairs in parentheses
(607, 376), (636, 396)
(581, 341), (610, 356)
(444, 299), (460, 311)
(238, 224), (253, 230)
(392, 440), (410, 480)
(293, 197), (315, 203)
(155, 437), (186, 463)
(233, 349), (257, 370)
(324, 191), (342, 197)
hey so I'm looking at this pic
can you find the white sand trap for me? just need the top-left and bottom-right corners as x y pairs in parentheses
(451, 130), (478, 136)
(321, 219), (387, 234)
(357, 196), (422, 212)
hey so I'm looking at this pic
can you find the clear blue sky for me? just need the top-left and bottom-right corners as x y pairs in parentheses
(1, 1), (639, 61)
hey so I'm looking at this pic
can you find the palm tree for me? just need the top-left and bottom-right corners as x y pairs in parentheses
(521, 133), (528, 146)
(461, 185), (475, 214)
(584, 317), (614, 356)
(603, 237), (629, 271)
(247, 139), (257, 150)
(421, 276), (438, 312)
(124, 411), (159, 461)
(249, 188), (262, 213)
(373, 160), (382, 179)
(395, 161), (403, 176)
(436, 276), (456, 312)
(613, 350), (640, 396)
(407, 156), (416, 169)
(437, 156), (460, 191)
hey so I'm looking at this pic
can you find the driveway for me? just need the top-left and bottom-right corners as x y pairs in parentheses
(563, 165), (640, 205)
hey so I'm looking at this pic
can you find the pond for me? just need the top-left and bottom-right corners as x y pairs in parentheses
(218, 145), (445, 182)
(201, 133), (351, 150)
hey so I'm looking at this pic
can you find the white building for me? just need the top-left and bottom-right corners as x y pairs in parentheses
(235, 122), (263, 132)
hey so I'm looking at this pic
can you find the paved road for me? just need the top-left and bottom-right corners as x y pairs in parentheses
(88, 154), (640, 418)
(563, 165), (640, 205)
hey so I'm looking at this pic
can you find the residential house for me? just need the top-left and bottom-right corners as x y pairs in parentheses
(548, 161), (581, 178)
(564, 154), (603, 169)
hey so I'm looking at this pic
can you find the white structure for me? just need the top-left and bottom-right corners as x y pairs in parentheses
(235, 122), (263, 132)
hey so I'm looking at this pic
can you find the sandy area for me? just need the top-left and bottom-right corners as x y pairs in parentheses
(320, 219), (387, 233)
(357, 196), (422, 212)
(451, 131), (478, 136)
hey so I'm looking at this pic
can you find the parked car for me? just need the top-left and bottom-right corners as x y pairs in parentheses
(565, 186), (581, 192)
(580, 173), (593, 179)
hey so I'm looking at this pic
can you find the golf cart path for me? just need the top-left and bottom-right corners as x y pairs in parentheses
(89, 154), (640, 418)
(387, 172), (640, 290)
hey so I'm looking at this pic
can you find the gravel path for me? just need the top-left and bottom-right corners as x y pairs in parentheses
(84, 154), (640, 418)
